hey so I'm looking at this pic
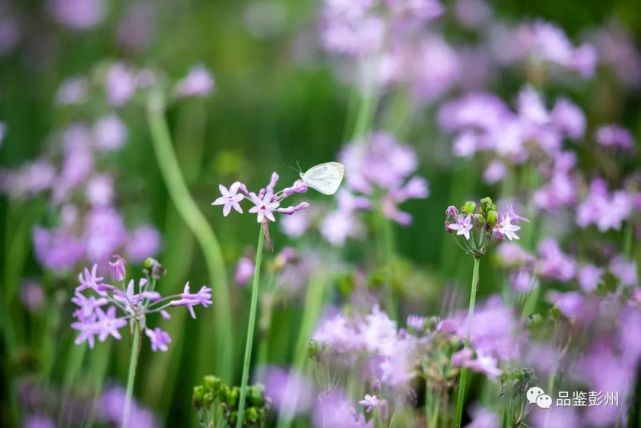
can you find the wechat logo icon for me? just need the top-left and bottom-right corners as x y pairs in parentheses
(527, 386), (552, 409)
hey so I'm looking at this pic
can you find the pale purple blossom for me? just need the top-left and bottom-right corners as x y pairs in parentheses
(576, 178), (632, 231)
(235, 257), (254, 286)
(101, 385), (156, 427)
(105, 63), (138, 106)
(170, 282), (213, 319)
(93, 115), (128, 151)
(577, 264), (603, 293)
(448, 215), (473, 240)
(595, 125), (635, 150)
(145, 327), (171, 352)
(71, 256), (211, 351)
(108, 255), (127, 282)
(21, 281), (45, 312)
(212, 183), (245, 216)
(174, 65), (215, 98)
(56, 77), (89, 105)
(493, 214), (521, 240)
(264, 367), (314, 418)
(48, 0), (106, 31)
(249, 191), (280, 223)
(535, 239), (576, 282)
(125, 225), (162, 263)
(358, 394), (385, 413)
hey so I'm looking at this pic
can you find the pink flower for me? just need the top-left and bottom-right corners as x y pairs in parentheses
(494, 215), (521, 241)
(145, 327), (171, 352)
(212, 182), (245, 216)
(358, 394), (385, 413)
(448, 215), (473, 240)
(249, 191), (279, 223)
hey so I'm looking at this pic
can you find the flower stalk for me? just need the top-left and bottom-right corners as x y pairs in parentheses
(455, 257), (480, 428)
(236, 227), (265, 428)
(122, 321), (141, 428)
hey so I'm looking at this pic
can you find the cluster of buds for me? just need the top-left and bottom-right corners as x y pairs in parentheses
(193, 375), (270, 428)
(445, 197), (527, 258)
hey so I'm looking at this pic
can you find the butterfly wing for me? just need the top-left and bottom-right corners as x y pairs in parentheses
(302, 162), (345, 195)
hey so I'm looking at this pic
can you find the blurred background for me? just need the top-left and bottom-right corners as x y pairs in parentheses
(1, 0), (640, 427)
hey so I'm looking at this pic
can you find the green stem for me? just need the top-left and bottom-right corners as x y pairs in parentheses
(236, 228), (264, 428)
(147, 92), (233, 380)
(123, 323), (141, 428)
(455, 257), (480, 428)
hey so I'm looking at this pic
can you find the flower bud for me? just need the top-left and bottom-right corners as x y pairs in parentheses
(486, 210), (498, 227)
(193, 385), (205, 408)
(108, 255), (127, 282)
(462, 201), (477, 215)
(445, 205), (459, 217)
(143, 257), (166, 280)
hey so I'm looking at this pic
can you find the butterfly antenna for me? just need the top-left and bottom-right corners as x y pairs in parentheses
(285, 163), (299, 173)
(296, 161), (302, 173)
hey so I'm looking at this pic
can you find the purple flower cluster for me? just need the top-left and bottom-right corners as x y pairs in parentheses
(319, 0), (443, 57)
(70, 256), (212, 351)
(576, 178), (635, 231)
(444, 199), (527, 258)
(212, 172), (310, 223)
(498, 239), (638, 309)
(313, 306), (421, 389)
(439, 87), (585, 169)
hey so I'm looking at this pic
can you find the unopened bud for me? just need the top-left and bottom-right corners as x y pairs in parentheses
(462, 201), (477, 215)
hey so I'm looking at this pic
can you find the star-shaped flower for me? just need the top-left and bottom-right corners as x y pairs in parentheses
(212, 182), (244, 216)
(249, 191), (280, 223)
(448, 215), (473, 240)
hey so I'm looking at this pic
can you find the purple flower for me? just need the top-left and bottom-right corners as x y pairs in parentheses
(609, 256), (637, 287)
(595, 125), (634, 150)
(264, 367), (314, 418)
(551, 97), (585, 139)
(576, 179), (632, 231)
(235, 257), (255, 286)
(406, 314), (426, 331)
(21, 281), (45, 312)
(452, 348), (501, 380)
(56, 77), (89, 105)
(77, 264), (104, 292)
(48, 0), (106, 30)
(105, 63), (138, 106)
(358, 394), (385, 413)
(448, 215), (473, 240)
(465, 404), (499, 428)
(108, 255), (127, 282)
(85, 174), (114, 207)
(125, 225), (162, 263)
(101, 385), (156, 428)
(145, 327), (171, 352)
(95, 306), (127, 342)
(280, 210), (310, 237)
(249, 190), (280, 223)
(71, 256), (209, 352)
(493, 214), (521, 241)
(174, 65), (215, 98)
(212, 182), (245, 216)
(313, 389), (372, 428)
(24, 414), (56, 428)
(93, 115), (128, 152)
(83, 207), (128, 262)
(577, 264), (603, 293)
(535, 239), (576, 282)
(170, 282), (213, 318)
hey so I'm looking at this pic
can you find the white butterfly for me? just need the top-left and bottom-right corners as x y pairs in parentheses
(299, 162), (345, 195)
